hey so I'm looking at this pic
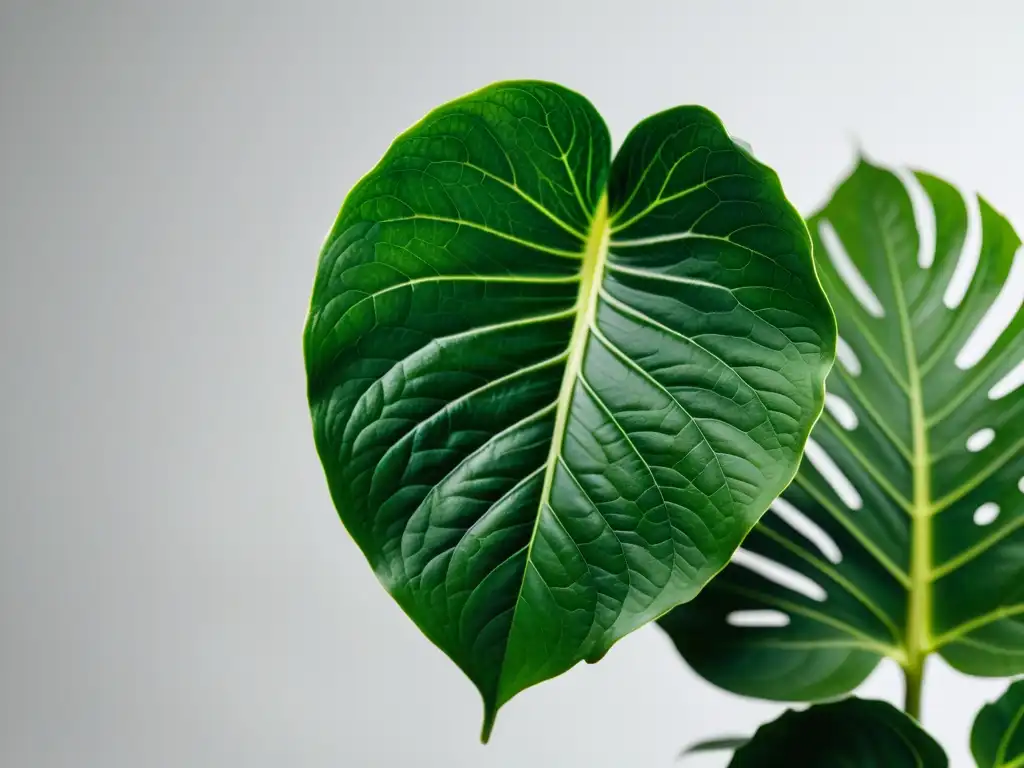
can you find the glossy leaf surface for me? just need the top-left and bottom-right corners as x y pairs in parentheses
(304, 81), (835, 735)
(973, 679), (1024, 768)
(728, 698), (947, 767)
(661, 160), (1024, 702)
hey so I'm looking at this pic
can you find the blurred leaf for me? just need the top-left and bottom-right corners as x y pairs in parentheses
(972, 678), (1024, 767)
(661, 159), (1024, 703)
(729, 698), (947, 767)
(679, 736), (749, 760)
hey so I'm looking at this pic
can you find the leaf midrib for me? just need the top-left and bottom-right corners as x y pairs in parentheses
(535, 192), (610, 514)
(485, 193), (611, 737)
(814, 191), (1023, 666)
(875, 193), (933, 700)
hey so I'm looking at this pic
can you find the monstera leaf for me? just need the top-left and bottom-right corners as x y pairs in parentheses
(725, 698), (947, 767)
(660, 159), (1024, 710)
(973, 679), (1024, 768)
(304, 80), (835, 737)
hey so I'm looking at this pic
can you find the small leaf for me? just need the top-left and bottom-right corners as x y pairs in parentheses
(679, 736), (748, 760)
(972, 679), (1024, 768)
(304, 80), (835, 737)
(729, 698), (947, 767)
(660, 159), (1024, 702)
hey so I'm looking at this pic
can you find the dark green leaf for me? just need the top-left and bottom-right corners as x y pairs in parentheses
(660, 159), (1024, 703)
(972, 679), (1024, 768)
(679, 736), (749, 759)
(728, 698), (947, 767)
(304, 80), (835, 737)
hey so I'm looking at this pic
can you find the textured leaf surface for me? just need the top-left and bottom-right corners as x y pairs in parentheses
(973, 679), (1024, 768)
(728, 698), (947, 767)
(304, 80), (834, 735)
(661, 159), (1024, 703)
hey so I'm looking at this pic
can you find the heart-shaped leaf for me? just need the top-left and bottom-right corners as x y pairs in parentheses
(727, 698), (947, 767)
(973, 679), (1024, 768)
(304, 80), (835, 737)
(660, 159), (1024, 708)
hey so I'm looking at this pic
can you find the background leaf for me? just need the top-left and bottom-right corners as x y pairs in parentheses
(304, 80), (835, 736)
(727, 698), (947, 767)
(660, 158), (1024, 704)
(972, 679), (1024, 768)
(679, 736), (749, 760)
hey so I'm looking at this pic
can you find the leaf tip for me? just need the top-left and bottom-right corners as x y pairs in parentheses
(479, 705), (498, 744)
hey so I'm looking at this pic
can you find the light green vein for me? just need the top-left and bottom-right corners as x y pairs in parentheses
(924, 346), (1022, 428)
(596, 286), (784, 456)
(378, 215), (584, 258)
(403, 400), (559, 542)
(588, 322), (735, 509)
(818, 414), (914, 514)
(541, 89), (590, 219)
(755, 524), (902, 641)
(831, 365), (915, 462)
(462, 161), (587, 239)
(335, 272), (579, 322)
(931, 514), (1024, 580)
(577, 374), (684, 557)
(320, 303), (577, 384)
(930, 603), (1024, 651)
(611, 174), (751, 234)
(719, 583), (900, 658)
(372, 351), (569, 505)
(932, 434), (1024, 513)
(997, 704), (1024, 767)
(609, 143), (704, 229)
(748, 639), (891, 653)
(493, 194), (608, 732)
(604, 261), (734, 294)
(791, 474), (911, 588)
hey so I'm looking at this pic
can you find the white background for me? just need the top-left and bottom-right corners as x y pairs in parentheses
(1, 1), (1020, 765)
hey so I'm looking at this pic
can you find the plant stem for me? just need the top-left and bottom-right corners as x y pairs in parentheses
(902, 661), (923, 720)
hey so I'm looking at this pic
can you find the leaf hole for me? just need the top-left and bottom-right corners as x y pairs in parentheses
(731, 548), (828, 602)
(895, 167), (937, 269)
(770, 497), (843, 564)
(824, 393), (858, 430)
(966, 428), (995, 453)
(989, 358), (1024, 400)
(726, 610), (790, 628)
(804, 438), (863, 510)
(944, 187), (983, 309)
(836, 336), (862, 377)
(955, 246), (1024, 370)
(817, 220), (886, 317)
(1018, 476), (1024, 493)
(973, 502), (1000, 526)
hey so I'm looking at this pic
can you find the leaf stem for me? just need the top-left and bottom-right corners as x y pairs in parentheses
(902, 661), (924, 720)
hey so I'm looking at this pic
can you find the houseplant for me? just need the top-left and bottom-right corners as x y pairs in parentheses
(304, 80), (1023, 764)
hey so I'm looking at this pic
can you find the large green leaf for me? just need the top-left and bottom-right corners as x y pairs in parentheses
(726, 698), (947, 767)
(973, 679), (1024, 768)
(661, 159), (1024, 706)
(303, 80), (835, 737)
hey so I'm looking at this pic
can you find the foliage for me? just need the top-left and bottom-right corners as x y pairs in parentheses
(305, 80), (1024, 761)
(661, 160), (1024, 724)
